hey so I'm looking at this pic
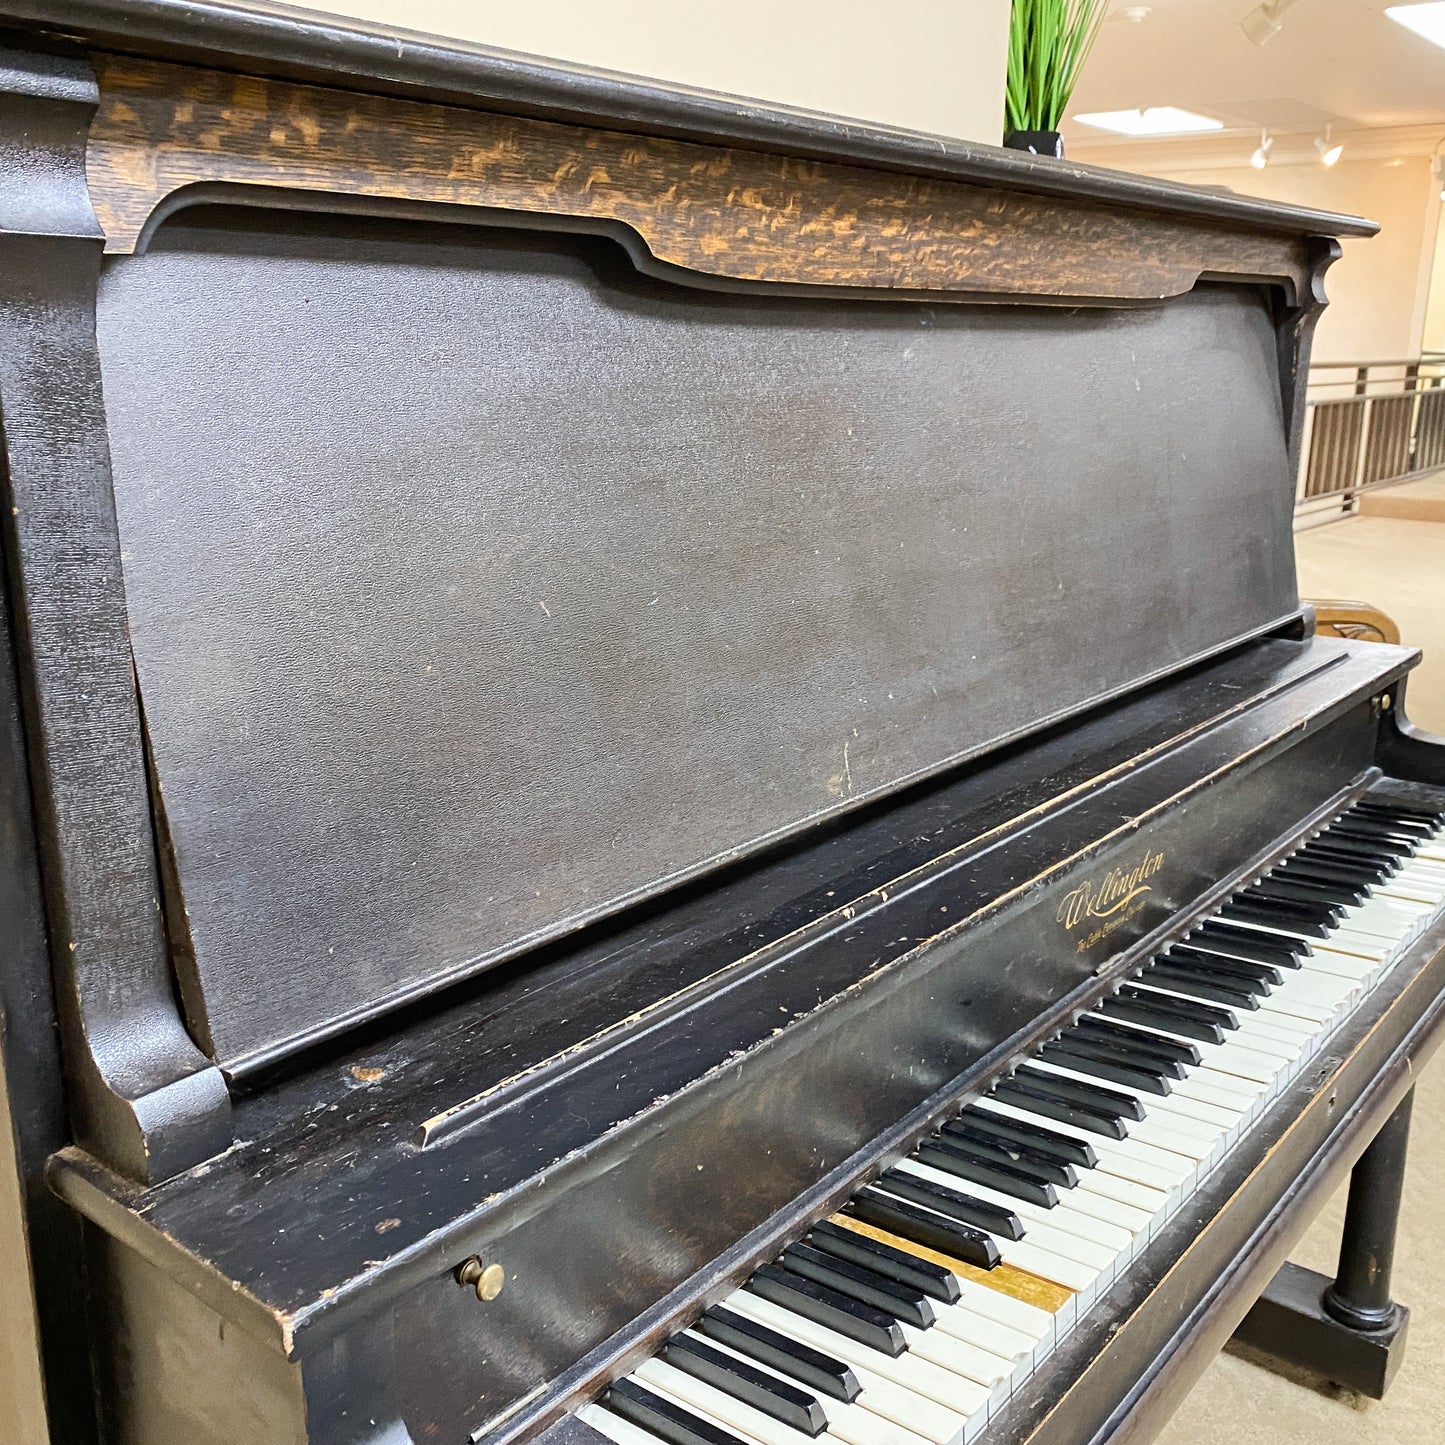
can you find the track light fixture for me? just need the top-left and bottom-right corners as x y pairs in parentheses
(1250, 130), (1274, 169)
(1242, 0), (1300, 45)
(1314, 127), (1344, 166)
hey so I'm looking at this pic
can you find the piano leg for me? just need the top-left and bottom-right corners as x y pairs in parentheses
(1231, 1088), (1414, 1398)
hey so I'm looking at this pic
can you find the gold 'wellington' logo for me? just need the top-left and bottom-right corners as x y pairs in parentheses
(1057, 850), (1165, 932)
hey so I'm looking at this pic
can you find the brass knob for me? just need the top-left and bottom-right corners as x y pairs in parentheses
(457, 1256), (505, 1301)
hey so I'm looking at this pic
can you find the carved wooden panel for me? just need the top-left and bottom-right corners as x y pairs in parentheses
(86, 56), (1312, 303)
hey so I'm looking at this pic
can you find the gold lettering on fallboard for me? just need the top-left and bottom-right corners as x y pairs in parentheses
(1057, 850), (1165, 937)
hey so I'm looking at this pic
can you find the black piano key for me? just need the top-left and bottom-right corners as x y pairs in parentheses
(1349, 813), (1434, 839)
(906, 1141), (1056, 1214)
(1300, 839), (1400, 874)
(1303, 834), (1399, 864)
(609, 1379), (753, 1445)
(1256, 873), (1367, 908)
(748, 1265), (907, 1357)
(957, 1104), (1099, 1167)
(1013, 1062), (1147, 1121)
(1143, 962), (1263, 1010)
(1116, 983), (1240, 1035)
(1282, 852), (1384, 882)
(1165, 945), (1283, 987)
(1193, 919), (1311, 960)
(934, 1121), (1081, 1185)
(698, 1307), (861, 1403)
(1245, 876), (1355, 910)
(988, 1079), (1129, 1138)
(1233, 889), (1343, 926)
(844, 1188), (1002, 1269)
(808, 1220), (961, 1304)
(781, 1243), (935, 1329)
(1039, 1036), (1176, 1094)
(1355, 799), (1444, 826)
(1328, 822), (1419, 851)
(663, 1335), (829, 1437)
(1274, 860), (1374, 898)
(1071, 1014), (1203, 1066)
(1095, 993), (1221, 1045)
(880, 1160), (1033, 1231)
(1333, 812), (1418, 837)
(1048, 1031), (1183, 1083)
(1216, 898), (1331, 939)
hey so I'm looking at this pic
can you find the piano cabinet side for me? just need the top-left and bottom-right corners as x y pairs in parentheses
(0, 45), (233, 1186)
(0, 345), (101, 1445)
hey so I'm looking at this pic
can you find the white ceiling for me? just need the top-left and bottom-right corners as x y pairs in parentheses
(1063, 0), (1445, 148)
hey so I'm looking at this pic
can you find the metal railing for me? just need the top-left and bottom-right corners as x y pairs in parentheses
(1295, 355), (1445, 526)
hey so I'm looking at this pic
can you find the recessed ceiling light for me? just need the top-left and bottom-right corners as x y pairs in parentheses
(1073, 107), (1224, 137)
(1387, 3), (1445, 49)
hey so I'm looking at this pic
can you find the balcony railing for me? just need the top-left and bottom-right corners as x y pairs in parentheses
(1295, 355), (1445, 526)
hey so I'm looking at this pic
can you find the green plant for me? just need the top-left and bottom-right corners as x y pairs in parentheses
(1005, 0), (1110, 135)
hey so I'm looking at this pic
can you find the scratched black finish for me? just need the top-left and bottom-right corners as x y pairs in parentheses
(0, 530), (98, 1444)
(98, 209), (1302, 1072)
(0, 44), (229, 1182)
(49, 638), (1413, 1444)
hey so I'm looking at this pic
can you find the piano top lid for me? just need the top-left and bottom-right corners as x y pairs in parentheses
(0, 0), (1376, 242)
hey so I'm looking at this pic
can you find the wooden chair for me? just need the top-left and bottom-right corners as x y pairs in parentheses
(1309, 599), (1402, 646)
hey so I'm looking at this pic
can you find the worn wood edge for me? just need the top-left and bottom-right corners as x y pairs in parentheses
(83, 53), (1317, 308)
(45, 1146), (292, 1354)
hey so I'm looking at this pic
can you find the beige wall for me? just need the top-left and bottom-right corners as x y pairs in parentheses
(1072, 135), (1444, 364)
(290, 0), (1012, 143)
(1424, 197), (1445, 354)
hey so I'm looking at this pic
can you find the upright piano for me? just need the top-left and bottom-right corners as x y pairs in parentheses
(2, 5), (1444, 1444)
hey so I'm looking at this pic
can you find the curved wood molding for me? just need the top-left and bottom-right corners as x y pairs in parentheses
(1310, 599), (1403, 646)
(87, 56), (1315, 304)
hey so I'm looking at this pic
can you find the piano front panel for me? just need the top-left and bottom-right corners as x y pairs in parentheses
(99, 206), (1301, 1074)
(365, 687), (1387, 1440)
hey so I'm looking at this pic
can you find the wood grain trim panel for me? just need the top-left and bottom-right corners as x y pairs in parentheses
(87, 56), (1312, 303)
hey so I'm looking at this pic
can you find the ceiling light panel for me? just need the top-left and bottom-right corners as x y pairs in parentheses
(1072, 107), (1225, 136)
(1386, 3), (1445, 49)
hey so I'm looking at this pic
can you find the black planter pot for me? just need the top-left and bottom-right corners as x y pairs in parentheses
(1003, 129), (1064, 158)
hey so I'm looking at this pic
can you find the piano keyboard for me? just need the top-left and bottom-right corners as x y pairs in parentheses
(578, 797), (1445, 1445)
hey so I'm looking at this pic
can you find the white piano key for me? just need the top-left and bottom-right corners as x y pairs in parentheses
(923, 1305), (1039, 1364)
(582, 1403), (679, 1445)
(1019, 1060), (1213, 1154)
(1071, 1166), (1168, 1214)
(728, 1291), (990, 1424)
(952, 1285), (1054, 1349)
(675, 1333), (935, 1445)
(1305, 948), (1379, 981)
(879, 1169), (1115, 1289)
(981, 1100), (1187, 1192)
(893, 1159), (1134, 1253)
(894, 1321), (1014, 1389)
(635, 1358), (815, 1445)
